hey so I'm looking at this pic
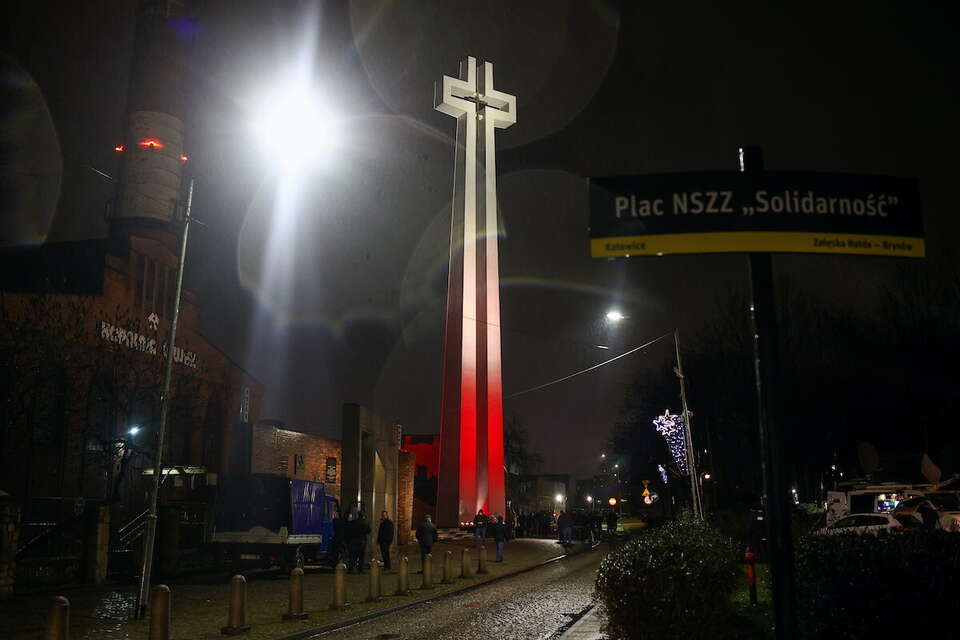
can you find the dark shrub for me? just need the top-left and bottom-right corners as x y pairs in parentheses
(595, 516), (740, 639)
(795, 531), (960, 638)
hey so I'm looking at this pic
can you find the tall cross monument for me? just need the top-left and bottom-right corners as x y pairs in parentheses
(434, 57), (516, 527)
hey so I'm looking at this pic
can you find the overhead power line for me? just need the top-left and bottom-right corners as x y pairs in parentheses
(504, 331), (673, 400)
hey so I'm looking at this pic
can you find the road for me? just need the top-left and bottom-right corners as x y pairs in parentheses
(309, 545), (603, 640)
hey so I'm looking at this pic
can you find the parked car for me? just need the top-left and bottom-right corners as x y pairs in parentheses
(815, 512), (921, 536)
(894, 494), (960, 531)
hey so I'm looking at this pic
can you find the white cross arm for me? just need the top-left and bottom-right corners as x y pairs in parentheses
(434, 56), (478, 118)
(478, 61), (516, 129)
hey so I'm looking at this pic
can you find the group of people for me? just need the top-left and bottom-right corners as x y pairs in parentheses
(329, 509), (395, 573)
(332, 504), (615, 575)
(511, 509), (619, 541)
(470, 509), (509, 561)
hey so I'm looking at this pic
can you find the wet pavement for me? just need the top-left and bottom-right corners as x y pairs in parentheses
(314, 544), (603, 640)
(1, 538), (591, 640)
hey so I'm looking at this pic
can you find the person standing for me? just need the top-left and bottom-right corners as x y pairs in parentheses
(557, 510), (572, 544)
(473, 509), (488, 547)
(348, 511), (371, 573)
(329, 509), (346, 567)
(377, 510), (395, 570)
(492, 515), (507, 562)
(415, 514), (437, 573)
(606, 510), (618, 537)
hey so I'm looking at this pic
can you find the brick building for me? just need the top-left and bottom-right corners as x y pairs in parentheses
(248, 422), (342, 500)
(0, 222), (264, 541)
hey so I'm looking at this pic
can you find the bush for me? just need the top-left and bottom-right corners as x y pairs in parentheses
(595, 516), (740, 639)
(796, 531), (960, 638)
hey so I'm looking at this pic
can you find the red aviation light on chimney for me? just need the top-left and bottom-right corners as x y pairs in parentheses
(179, 153), (188, 163)
(137, 138), (165, 149)
(114, 144), (125, 153)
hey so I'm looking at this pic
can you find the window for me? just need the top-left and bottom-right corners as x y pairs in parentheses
(145, 259), (156, 310)
(833, 517), (858, 528)
(166, 268), (176, 317)
(278, 456), (289, 475)
(294, 454), (305, 475)
(861, 516), (887, 526)
(134, 252), (145, 307)
(157, 264), (167, 317)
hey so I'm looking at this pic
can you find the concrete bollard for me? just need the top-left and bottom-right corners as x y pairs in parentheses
(149, 585), (172, 640)
(221, 575), (250, 635)
(330, 562), (349, 610)
(44, 596), (70, 640)
(478, 545), (489, 574)
(283, 567), (309, 620)
(442, 550), (453, 583)
(462, 547), (474, 578)
(396, 556), (410, 595)
(365, 560), (382, 602)
(421, 553), (434, 589)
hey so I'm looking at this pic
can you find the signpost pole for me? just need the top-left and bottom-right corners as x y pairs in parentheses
(740, 147), (797, 640)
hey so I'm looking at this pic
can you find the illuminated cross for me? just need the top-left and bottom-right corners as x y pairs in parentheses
(434, 57), (516, 527)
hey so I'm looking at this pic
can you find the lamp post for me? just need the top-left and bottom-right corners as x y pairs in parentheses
(134, 80), (337, 616)
(136, 178), (195, 618)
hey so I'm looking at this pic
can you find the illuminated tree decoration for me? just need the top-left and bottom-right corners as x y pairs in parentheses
(653, 410), (689, 476)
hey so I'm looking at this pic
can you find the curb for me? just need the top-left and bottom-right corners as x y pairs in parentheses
(274, 541), (600, 640)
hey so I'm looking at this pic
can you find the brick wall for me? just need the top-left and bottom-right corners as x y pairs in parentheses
(0, 499), (19, 597)
(251, 424), (342, 501)
(397, 450), (415, 544)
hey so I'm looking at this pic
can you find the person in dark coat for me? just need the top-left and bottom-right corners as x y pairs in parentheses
(557, 511), (572, 544)
(415, 514), (437, 573)
(492, 515), (507, 562)
(347, 511), (371, 573)
(329, 509), (346, 567)
(473, 509), (488, 547)
(377, 510), (395, 570)
(606, 510), (618, 536)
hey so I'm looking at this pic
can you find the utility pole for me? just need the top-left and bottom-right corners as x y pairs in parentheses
(136, 178), (195, 618)
(674, 330), (703, 520)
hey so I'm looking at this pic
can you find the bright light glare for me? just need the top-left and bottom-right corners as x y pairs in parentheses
(586, 495), (593, 503)
(251, 85), (338, 174)
(605, 310), (625, 322)
(128, 426), (140, 435)
(555, 494), (563, 502)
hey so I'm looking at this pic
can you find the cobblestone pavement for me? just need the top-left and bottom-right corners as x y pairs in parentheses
(317, 544), (602, 640)
(1, 538), (583, 640)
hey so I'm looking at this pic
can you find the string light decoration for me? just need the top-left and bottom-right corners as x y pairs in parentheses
(654, 410), (689, 476)
(658, 464), (669, 485)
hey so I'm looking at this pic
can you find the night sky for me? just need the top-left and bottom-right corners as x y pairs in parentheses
(3, 1), (958, 481)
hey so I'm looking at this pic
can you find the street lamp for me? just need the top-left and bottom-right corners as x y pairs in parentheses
(128, 425), (140, 436)
(250, 83), (340, 174)
(135, 82), (334, 618)
(605, 309), (625, 322)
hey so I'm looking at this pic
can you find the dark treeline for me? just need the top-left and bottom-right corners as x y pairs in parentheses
(611, 259), (960, 508)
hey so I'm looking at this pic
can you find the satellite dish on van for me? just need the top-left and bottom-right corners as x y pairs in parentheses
(921, 454), (942, 485)
(857, 442), (880, 476)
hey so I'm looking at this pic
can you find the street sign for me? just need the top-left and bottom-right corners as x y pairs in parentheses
(589, 171), (923, 258)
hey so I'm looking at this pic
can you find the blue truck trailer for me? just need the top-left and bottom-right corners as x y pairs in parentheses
(212, 474), (339, 570)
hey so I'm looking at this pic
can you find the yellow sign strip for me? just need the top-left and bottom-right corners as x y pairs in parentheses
(591, 232), (925, 258)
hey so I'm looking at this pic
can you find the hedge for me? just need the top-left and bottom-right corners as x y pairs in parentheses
(795, 530), (960, 638)
(595, 516), (740, 639)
